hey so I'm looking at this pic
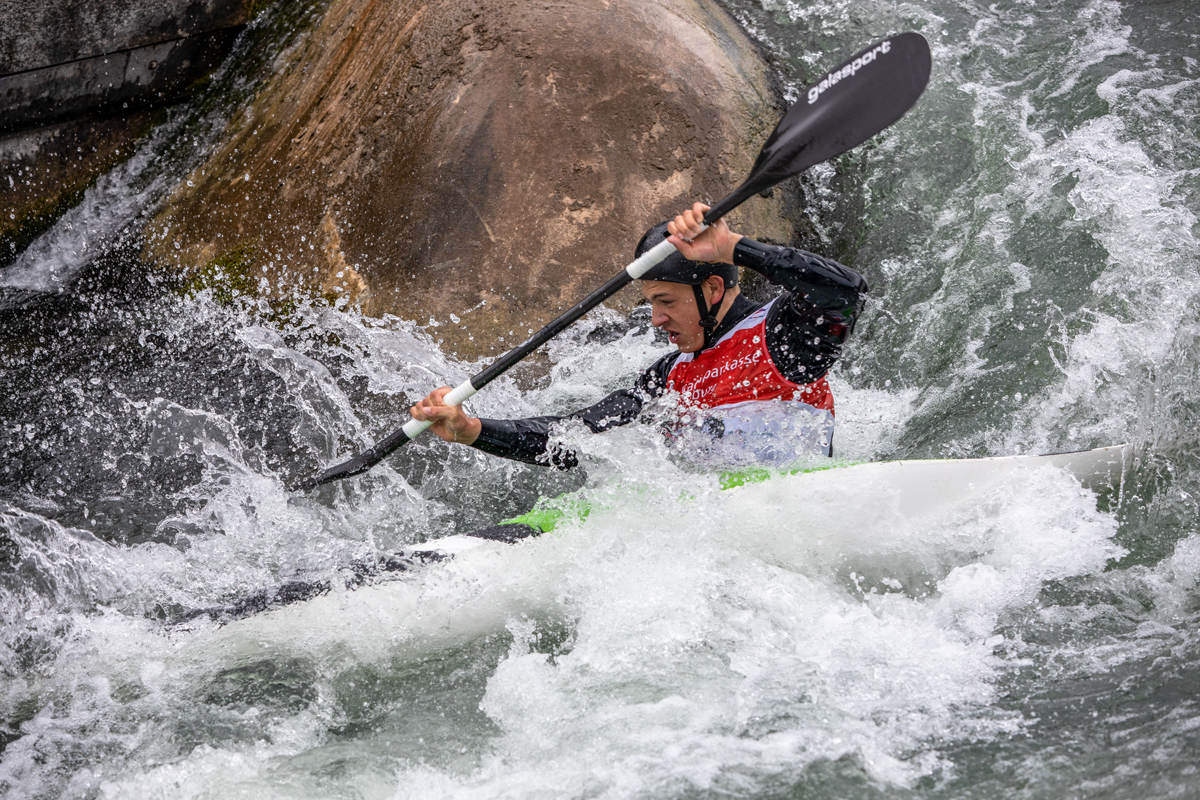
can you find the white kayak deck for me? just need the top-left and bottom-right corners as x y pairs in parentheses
(414, 444), (1135, 559)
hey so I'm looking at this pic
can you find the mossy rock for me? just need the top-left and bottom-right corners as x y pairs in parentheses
(180, 244), (341, 334)
(180, 244), (261, 305)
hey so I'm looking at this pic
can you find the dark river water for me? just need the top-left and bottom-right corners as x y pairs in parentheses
(2, 0), (1199, 797)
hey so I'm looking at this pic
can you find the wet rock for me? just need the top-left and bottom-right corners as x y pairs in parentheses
(0, 29), (244, 133)
(144, 0), (792, 359)
(0, 112), (159, 268)
(1, 1), (258, 133)
(0, 1), (257, 132)
(0, 0), (253, 74)
(0, 0), (265, 262)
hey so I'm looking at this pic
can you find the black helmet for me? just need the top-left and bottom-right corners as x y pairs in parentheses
(634, 221), (738, 289)
(635, 221), (738, 348)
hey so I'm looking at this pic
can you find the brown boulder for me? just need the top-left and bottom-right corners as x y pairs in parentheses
(144, 0), (791, 358)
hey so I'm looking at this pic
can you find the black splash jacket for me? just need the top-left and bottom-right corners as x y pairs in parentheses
(470, 238), (869, 468)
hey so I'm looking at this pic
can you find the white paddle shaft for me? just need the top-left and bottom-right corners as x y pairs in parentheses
(623, 224), (708, 280)
(401, 379), (478, 438)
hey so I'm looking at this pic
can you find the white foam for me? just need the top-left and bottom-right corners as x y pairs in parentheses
(94, 444), (1117, 798)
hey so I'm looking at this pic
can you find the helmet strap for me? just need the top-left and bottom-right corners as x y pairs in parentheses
(692, 280), (724, 350)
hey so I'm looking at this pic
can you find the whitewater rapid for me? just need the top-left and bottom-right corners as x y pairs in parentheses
(3, 0), (1200, 798)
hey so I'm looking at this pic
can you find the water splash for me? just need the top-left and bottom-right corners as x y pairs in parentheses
(2, 0), (1199, 797)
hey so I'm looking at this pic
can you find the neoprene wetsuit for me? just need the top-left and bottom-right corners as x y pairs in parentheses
(470, 238), (869, 468)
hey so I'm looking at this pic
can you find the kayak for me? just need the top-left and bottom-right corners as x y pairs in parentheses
(177, 444), (1133, 629)
(176, 443), (1132, 667)
(416, 443), (1134, 555)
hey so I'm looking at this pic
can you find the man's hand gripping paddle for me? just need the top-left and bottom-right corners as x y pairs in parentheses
(295, 32), (931, 491)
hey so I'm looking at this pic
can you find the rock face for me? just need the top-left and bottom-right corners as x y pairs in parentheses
(0, 0), (251, 73)
(0, 0), (256, 132)
(1, 113), (157, 268)
(0, 0), (258, 266)
(145, 0), (791, 358)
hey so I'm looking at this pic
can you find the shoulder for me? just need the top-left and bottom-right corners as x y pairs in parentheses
(638, 350), (682, 396)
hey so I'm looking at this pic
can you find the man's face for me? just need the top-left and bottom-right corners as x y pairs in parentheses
(639, 279), (707, 353)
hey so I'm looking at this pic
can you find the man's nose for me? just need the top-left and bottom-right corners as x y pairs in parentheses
(651, 309), (668, 327)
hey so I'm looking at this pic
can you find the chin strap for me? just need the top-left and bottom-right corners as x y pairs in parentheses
(692, 282), (725, 351)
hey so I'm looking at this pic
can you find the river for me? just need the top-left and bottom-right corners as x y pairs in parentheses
(2, 0), (1198, 797)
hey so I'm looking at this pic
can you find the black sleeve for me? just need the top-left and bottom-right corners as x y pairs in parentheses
(733, 238), (869, 384)
(470, 351), (679, 468)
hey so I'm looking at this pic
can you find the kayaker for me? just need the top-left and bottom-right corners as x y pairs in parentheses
(411, 202), (869, 468)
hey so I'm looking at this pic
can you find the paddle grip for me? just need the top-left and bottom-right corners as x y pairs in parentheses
(625, 238), (681, 279)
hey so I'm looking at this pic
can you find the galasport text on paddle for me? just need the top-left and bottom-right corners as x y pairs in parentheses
(296, 32), (932, 491)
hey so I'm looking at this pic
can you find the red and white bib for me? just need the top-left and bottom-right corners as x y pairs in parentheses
(666, 299), (834, 414)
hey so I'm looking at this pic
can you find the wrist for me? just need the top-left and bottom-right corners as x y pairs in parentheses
(453, 416), (482, 445)
(722, 233), (743, 264)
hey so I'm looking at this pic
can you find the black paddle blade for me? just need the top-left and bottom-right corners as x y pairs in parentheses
(291, 427), (412, 491)
(705, 32), (931, 224)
